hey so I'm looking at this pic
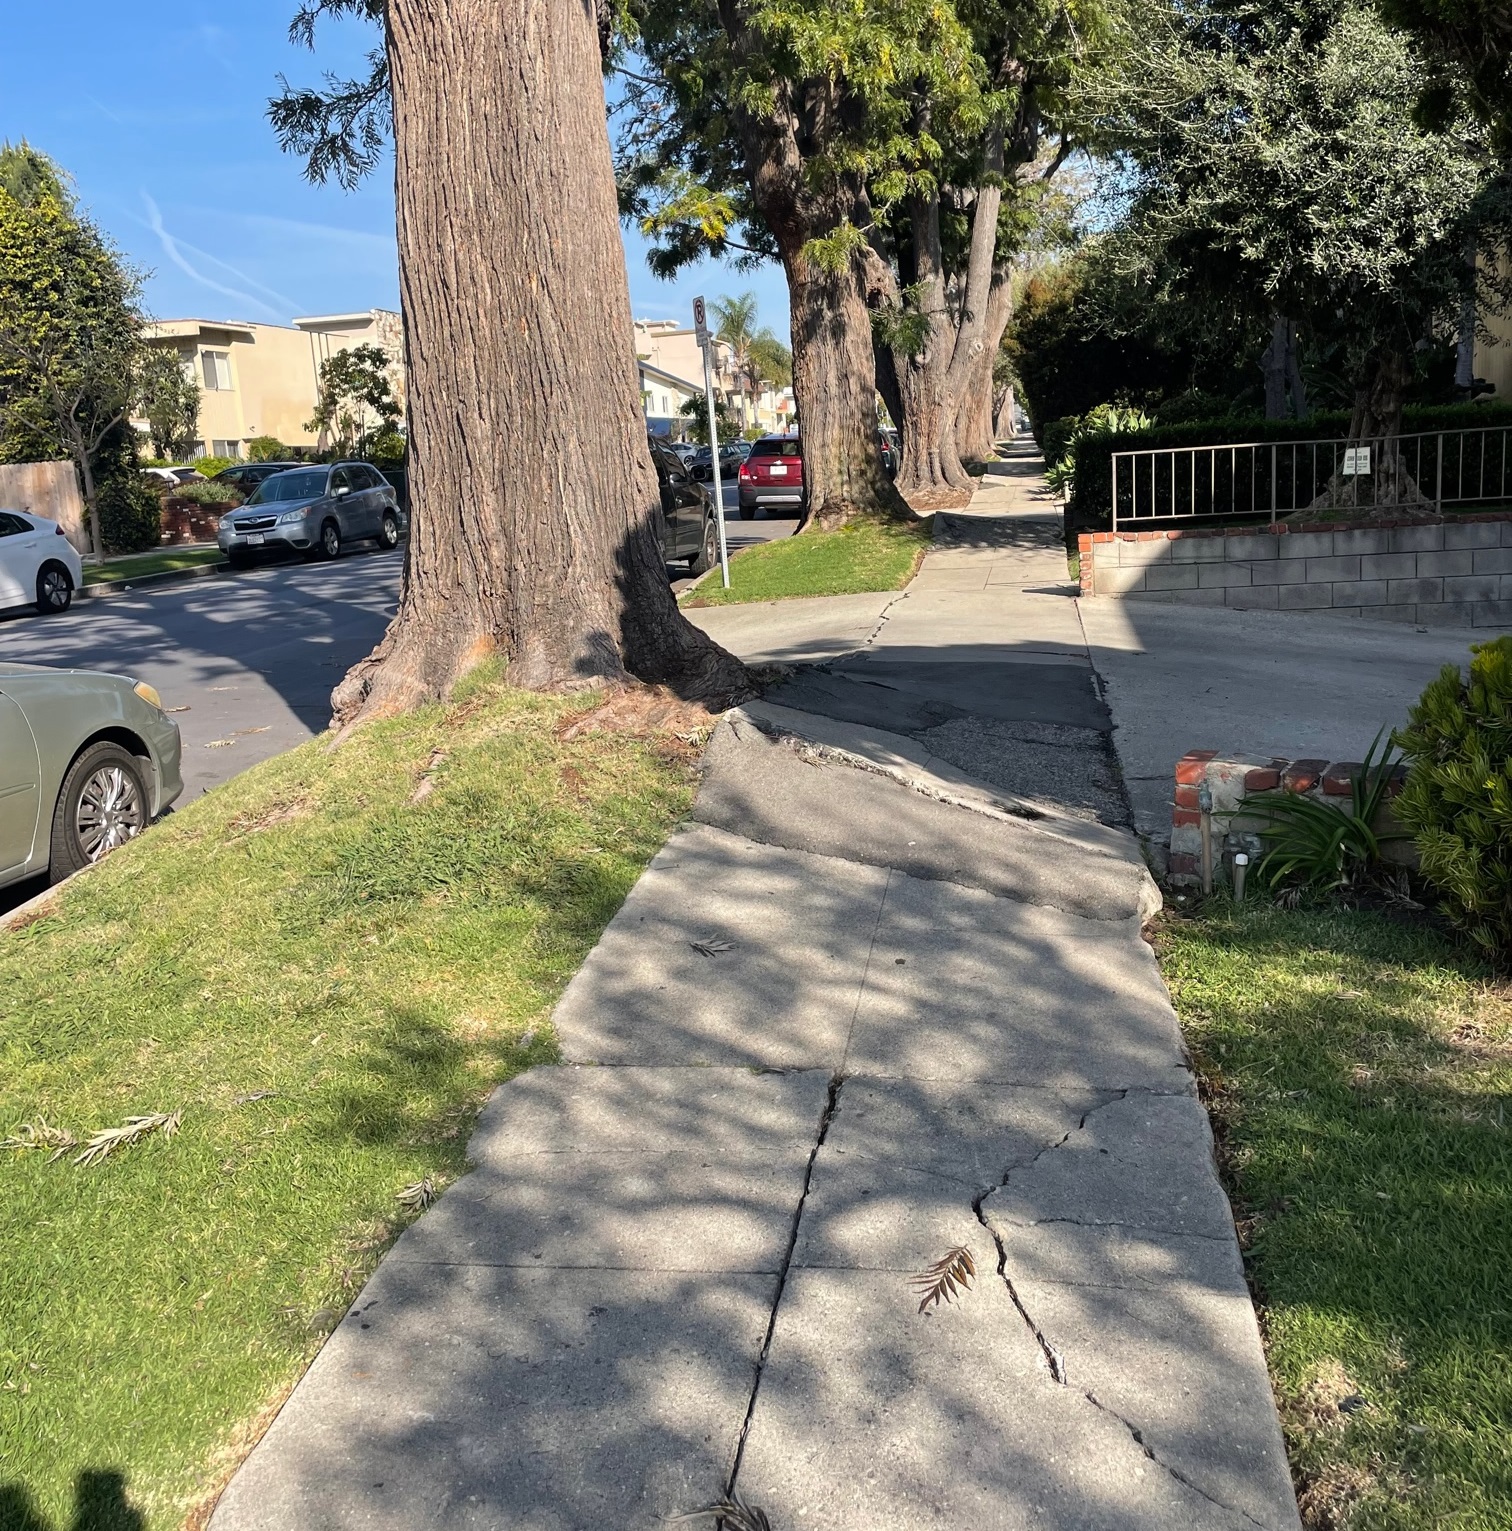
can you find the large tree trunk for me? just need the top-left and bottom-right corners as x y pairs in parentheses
(333, 0), (746, 727)
(783, 245), (902, 527)
(716, 42), (909, 528)
(955, 271), (1013, 463)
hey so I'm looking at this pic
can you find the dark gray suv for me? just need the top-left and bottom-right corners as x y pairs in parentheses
(217, 462), (405, 567)
(649, 436), (722, 576)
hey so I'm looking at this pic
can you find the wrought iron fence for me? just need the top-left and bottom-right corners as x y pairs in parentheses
(1110, 426), (1512, 530)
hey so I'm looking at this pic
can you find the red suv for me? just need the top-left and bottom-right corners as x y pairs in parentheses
(737, 436), (805, 519)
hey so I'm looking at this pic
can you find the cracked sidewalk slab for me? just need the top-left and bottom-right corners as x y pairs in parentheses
(211, 1066), (835, 1530)
(732, 699), (1151, 875)
(695, 717), (1155, 922)
(734, 1268), (1273, 1530)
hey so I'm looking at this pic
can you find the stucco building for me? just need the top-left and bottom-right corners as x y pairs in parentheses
(134, 310), (405, 460)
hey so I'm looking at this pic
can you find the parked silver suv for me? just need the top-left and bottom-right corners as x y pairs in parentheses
(218, 462), (405, 566)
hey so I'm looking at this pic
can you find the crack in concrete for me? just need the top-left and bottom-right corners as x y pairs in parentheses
(995, 1216), (1235, 1243)
(725, 1074), (844, 1500)
(1083, 1390), (1276, 1531)
(969, 1094), (1127, 1386)
(856, 588), (910, 651)
(964, 1091), (1271, 1527)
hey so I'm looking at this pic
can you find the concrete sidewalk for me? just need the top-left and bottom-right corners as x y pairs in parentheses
(211, 503), (1301, 1529)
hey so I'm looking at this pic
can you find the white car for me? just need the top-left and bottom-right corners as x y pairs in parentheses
(0, 510), (84, 616)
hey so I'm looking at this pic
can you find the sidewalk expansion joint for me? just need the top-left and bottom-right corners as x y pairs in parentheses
(1082, 1391), (1275, 1531)
(724, 1073), (844, 1502)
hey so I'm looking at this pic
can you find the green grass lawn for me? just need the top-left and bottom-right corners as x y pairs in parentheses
(1157, 904), (1512, 1529)
(84, 548), (225, 586)
(0, 674), (697, 1529)
(682, 515), (932, 606)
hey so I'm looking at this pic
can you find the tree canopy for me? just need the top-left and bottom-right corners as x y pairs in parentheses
(1072, 0), (1511, 444)
(0, 149), (151, 554)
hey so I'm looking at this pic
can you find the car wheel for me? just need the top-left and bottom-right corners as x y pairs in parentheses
(35, 561), (73, 615)
(48, 741), (148, 882)
(379, 511), (400, 549)
(318, 519), (342, 560)
(738, 504), (756, 520)
(688, 517), (719, 576)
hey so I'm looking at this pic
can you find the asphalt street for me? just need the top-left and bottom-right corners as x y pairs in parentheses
(0, 550), (405, 800)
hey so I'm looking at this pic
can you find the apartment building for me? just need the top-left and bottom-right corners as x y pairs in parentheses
(633, 317), (794, 437)
(134, 310), (405, 459)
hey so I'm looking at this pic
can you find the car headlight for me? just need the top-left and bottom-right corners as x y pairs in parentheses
(133, 681), (164, 711)
(276, 508), (307, 525)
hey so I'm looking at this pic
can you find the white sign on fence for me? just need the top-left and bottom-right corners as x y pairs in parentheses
(1342, 446), (1372, 476)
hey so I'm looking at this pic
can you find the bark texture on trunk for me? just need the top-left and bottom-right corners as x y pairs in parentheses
(713, 17), (909, 529)
(785, 245), (905, 528)
(333, 0), (746, 726)
(955, 271), (1013, 463)
(881, 131), (1006, 500)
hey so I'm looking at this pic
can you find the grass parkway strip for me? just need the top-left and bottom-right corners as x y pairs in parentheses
(1158, 903), (1512, 1530)
(681, 516), (932, 606)
(0, 669), (701, 1530)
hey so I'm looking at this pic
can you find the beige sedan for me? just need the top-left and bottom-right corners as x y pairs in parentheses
(0, 663), (184, 889)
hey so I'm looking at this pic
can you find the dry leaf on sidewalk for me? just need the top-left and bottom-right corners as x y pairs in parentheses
(690, 936), (735, 957)
(911, 1245), (976, 1313)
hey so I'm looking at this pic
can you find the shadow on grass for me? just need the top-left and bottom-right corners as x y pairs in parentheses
(0, 1471), (144, 1531)
(1162, 904), (1512, 1522)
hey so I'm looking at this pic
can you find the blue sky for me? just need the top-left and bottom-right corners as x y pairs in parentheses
(0, 1), (789, 338)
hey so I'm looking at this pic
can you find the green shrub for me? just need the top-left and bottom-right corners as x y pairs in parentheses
(1249, 730), (1405, 894)
(1393, 638), (1512, 966)
(98, 473), (162, 554)
(1045, 404), (1152, 496)
(1041, 415), (1078, 469)
(174, 481), (240, 505)
(245, 435), (286, 462)
(191, 454), (236, 479)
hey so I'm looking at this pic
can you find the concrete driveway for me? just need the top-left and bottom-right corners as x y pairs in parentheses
(1078, 598), (1480, 846)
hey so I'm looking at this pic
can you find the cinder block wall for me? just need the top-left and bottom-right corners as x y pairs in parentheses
(1079, 514), (1512, 629)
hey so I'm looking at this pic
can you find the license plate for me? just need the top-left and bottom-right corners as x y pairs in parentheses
(247, 533), (265, 546)
(769, 464), (788, 476)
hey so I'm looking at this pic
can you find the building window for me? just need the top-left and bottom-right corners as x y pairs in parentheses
(211, 439), (241, 459)
(201, 351), (233, 391)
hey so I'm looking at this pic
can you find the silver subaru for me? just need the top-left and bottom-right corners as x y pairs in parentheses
(0, 664), (184, 889)
(218, 462), (405, 566)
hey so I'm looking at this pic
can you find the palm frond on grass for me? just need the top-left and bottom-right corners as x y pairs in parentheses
(1, 1120), (78, 1161)
(396, 1176), (437, 1212)
(73, 1110), (182, 1168)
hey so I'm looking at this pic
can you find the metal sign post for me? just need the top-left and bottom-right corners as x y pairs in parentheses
(694, 296), (731, 588)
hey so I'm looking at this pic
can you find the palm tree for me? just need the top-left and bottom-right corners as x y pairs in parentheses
(711, 292), (759, 432)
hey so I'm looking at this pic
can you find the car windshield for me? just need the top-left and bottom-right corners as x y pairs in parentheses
(247, 469), (328, 504)
(750, 439), (801, 458)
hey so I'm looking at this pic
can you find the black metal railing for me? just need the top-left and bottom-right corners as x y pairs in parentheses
(1110, 426), (1512, 529)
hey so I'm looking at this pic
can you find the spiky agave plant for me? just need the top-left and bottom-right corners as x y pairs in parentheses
(1248, 729), (1405, 894)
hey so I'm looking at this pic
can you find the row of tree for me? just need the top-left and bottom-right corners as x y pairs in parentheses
(260, 0), (1511, 720)
(1006, 0), (1512, 478)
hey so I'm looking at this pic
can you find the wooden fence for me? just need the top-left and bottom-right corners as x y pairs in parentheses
(0, 461), (88, 552)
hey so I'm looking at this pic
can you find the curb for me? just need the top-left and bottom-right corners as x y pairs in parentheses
(79, 560), (232, 601)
